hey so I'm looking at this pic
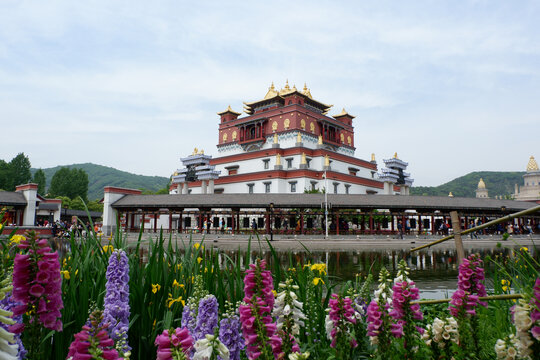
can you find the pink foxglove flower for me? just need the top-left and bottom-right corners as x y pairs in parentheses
(155, 327), (194, 360)
(326, 294), (357, 350)
(11, 233), (63, 332)
(239, 259), (282, 359)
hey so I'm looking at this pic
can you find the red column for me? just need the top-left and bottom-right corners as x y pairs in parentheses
(154, 212), (158, 233)
(300, 211), (304, 235)
(141, 213), (145, 232)
(236, 211), (240, 234)
(168, 211), (172, 233)
(179, 210), (183, 233)
(431, 215), (435, 235)
(369, 214), (374, 235)
(124, 212), (129, 232)
(198, 212), (202, 233)
(265, 211), (270, 234)
(336, 211), (340, 235)
(231, 210), (235, 235)
(418, 215), (422, 234)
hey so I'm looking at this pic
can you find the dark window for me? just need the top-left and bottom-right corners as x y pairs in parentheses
(265, 182), (271, 193)
(227, 217), (232, 228)
(333, 183), (339, 194)
(307, 218), (313, 229)
(423, 219), (430, 229)
(243, 217), (250, 228)
(263, 159), (270, 169)
(286, 158), (293, 168)
(184, 217), (191, 228)
(229, 169), (238, 175)
(247, 184), (254, 193)
(258, 218), (264, 229)
(290, 182), (296, 193)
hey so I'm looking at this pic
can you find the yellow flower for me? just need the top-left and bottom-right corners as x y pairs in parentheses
(172, 279), (182, 288)
(520, 247), (529, 252)
(152, 284), (161, 294)
(310, 263), (327, 275)
(313, 277), (324, 285)
(75, 269), (79, 277)
(61, 270), (70, 280)
(103, 245), (114, 253)
(177, 264), (182, 270)
(193, 243), (204, 250)
(272, 290), (277, 296)
(167, 293), (185, 308)
(197, 257), (203, 264)
(10, 235), (25, 245)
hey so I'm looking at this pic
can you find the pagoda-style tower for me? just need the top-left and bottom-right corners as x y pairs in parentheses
(377, 153), (414, 195)
(172, 149), (220, 194)
(196, 81), (382, 195)
(514, 155), (540, 202)
(475, 178), (489, 198)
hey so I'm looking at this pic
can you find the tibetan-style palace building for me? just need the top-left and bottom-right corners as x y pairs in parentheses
(171, 82), (412, 195)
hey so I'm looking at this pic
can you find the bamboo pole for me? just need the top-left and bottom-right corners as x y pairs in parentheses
(410, 204), (540, 252)
(450, 211), (465, 264)
(413, 293), (523, 305)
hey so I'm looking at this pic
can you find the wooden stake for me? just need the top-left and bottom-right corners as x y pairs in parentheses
(450, 211), (465, 264)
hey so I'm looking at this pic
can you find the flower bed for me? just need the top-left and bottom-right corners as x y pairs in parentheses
(0, 211), (539, 359)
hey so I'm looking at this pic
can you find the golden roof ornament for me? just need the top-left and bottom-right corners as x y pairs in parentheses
(273, 133), (278, 144)
(371, 153), (376, 162)
(264, 82), (279, 99)
(199, 149), (204, 155)
(318, 135), (323, 145)
(478, 178), (486, 189)
(192, 147), (198, 155)
(276, 153), (281, 166)
(297, 132), (302, 143)
(302, 83), (313, 99)
(217, 105), (241, 116)
(301, 153), (307, 165)
(324, 155), (330, 167)
(448, 192), (454, 197)
(393, 152), (398, 159)
(526, 156), (539, 172)
(279, 79), (292, 95)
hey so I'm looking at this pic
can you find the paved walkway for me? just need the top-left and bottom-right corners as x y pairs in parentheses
(121, 231), (540, 252)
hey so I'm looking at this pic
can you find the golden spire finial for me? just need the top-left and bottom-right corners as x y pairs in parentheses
(448, 192), (454, 197)
(393, 152), (398, 159)
(270, 82), (275, 91)
(371, 153), (375, 162)
(318, 134), (323, 145)
(273, 133), (278, 144)
(276, 153), (281, 166)
(192, 147), (198, 155)
(324, 155), (330, 167)
(478, 178), (486, 189)
(292, 84), (297, 91)
(297, 132), (302, 143)
(199, 149), (204, 155)
(526, 155), (539, 172)
(301, 153), (307, 165)
(303, 83), (308, 91)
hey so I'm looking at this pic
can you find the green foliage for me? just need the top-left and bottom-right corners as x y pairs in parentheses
(411, 171), (525, 198)
(31, 163), (169, 200)
(0, 153), (32, 191)
(48, 167), (89, 202)
(32, 168), (47, 195)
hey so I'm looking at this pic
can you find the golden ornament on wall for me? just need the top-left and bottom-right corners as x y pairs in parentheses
(300, 119), (306, 129)
(272, 121), (278, 131)
(310, 122), (315, 133)
(223, 133), (228, 142)
(347, 136), (351, 145)
(232, 131), (237, 140)
(340, 133), (344, 143)
(284, 119), (290, 129)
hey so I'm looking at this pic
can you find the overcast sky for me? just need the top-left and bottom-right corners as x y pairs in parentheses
(1, 1), (538, 186)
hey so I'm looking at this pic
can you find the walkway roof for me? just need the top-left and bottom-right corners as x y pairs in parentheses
(0, 191), (27, 207)
(111, 194), (538, 214)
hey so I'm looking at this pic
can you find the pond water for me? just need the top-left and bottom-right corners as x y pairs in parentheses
(218, 245), (532, 300)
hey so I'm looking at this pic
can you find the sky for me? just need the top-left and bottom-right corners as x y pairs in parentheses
(0, 0), (539, 187)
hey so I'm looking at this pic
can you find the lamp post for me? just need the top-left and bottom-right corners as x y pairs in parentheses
(324, 170), (328, 239)
(269, 202), (274, 241)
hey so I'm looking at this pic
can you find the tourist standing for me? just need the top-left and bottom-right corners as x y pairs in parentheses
(397, 221), (403, 239)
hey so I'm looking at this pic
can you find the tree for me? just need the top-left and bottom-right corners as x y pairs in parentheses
(48, 167), (89, 201)
(0, 160), (9, 191)
(32, 169), (47, 196)
(8, 153), (32, 190)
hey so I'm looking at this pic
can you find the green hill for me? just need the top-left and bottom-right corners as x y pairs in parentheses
(411, 171), (525, 198)
(31, 163), (170, 200)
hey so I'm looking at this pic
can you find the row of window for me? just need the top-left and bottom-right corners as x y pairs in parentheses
(247, 182), (352, 194)
(263, 158), (312, 169)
